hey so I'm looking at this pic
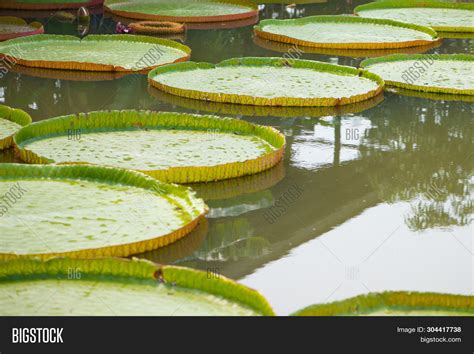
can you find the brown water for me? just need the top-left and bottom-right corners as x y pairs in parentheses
(1, 0), (472, 315)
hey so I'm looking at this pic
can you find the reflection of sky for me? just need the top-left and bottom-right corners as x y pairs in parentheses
(241, 201), (473, 315)
(291, 116), (378, 170)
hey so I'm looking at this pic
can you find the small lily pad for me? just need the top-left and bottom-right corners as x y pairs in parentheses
(0, 105), (32, 150)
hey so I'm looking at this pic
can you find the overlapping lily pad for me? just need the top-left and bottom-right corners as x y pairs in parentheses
(0, 105), (32, 150)
(0, 34), (191, 72)
(355, 1), (474, 33)
(0, 258), (274, 316)
(14, 110), (286, 183)
(0, 17), (43, 41)
(293, 292), (474, 316)
(361, 54), (474, 96)
(0, 0), (103, 10)
(254, 15), (440, 49)
(105, 0), (258, 23)
(148, 57), (384, 107)
(0, 164), (207, 259)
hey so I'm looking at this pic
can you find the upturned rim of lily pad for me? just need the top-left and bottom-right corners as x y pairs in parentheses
(0, 257), (275, 316)
(0, 0), (104, 10)
(0, 17), (44, 41)
(0, 34), (191, 72)
(292, 291), (474, 316)
(354, 1), (474, 33)
(104, 0), (258, 23)
(148, 57), (385, 107)
(360, 54), (474, 96)
(0, 163), (208, 260)
(0, 105), (32, 150)
(13, 110), (286, 183)
(254, 15), (440, 50)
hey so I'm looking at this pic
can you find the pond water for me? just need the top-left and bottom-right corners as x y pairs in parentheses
(1, 0), (472, 315)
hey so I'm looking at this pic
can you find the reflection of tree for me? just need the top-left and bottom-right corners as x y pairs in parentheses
(360, 94), (473, 231)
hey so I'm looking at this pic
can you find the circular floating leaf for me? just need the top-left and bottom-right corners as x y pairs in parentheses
(128, 21), (186, 34)
(355, 1), (474, 33)
(0, 17), (43, 41)
(0, 34), (191, 72)
(148, 57), (384, 107)
(105, 0), (258, 23)
(0, 164), (207, 259)
(0, 105), (32, 150)
(0, 258), (275, 316)
(254, 15), (440, 50)
(14, 110), (286, 183)
(0, 0), (103, 10)
(293, 292), (474, 316)
(361, 54), (474, 96)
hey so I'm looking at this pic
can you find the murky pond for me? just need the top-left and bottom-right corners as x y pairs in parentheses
(1, 0), (472, 315)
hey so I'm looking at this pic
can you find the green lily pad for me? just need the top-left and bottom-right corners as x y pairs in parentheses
(355, 1), (474, 33)
(148, 57), (384, 107)
(0, 0), (103, 10)
(293, 292), (474, 316)
(0, 16), (43, 41)
(254, 15), (439, 50)
(14, 110), (286, 183)
(0, 105), (32, 150)
(361, 54), (474, 96)
(0, 258), (274, 316)
(105, 0), (258, 23)
(0, 34), (191, 72)
(0, 164), (207, 259)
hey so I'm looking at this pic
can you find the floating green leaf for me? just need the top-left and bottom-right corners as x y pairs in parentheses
(105, 0), (258, 23)
(361, 54), (474, 96)
(355, 1), (474, 33)
(0, 164), (207, 259)
(14, 110), (286, 183)
(293, 292), (474, 316)
(254, 15), (439, 49)
(0, 34), (191, 72)
(148, 57), (385, 107)
(0, 16), (43, 41)
(0, 258), (275, 316)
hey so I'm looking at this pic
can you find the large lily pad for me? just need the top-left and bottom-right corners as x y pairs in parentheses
(14, 110), (286, 183)
(254, 15), (440, 50)
(355, 1), (474, 33)
(105, 0), (258, 23)
(0, 17), (43, 41)
(0, 105), (32, 150)
(0, 0), (103, 10)
(293, 292), (474, 316)
(0, 34), (191, 72)
(148, 57), (384, 107)
(361, 54), (474, 96)
(0, 258), (274, 316)
(0, 164), (207, 259)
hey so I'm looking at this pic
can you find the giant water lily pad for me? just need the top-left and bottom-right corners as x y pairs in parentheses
(293, 292), (474, 316)
(361, 54), (474, 96)
(0, 105), (32, 150)
(0, 0), (103, 10)
(355, 1), (474, 33)
(0, 34), (190, 72)
(254, 15), (440, 49)
(0, 17), (43, 41)
(105, 0), (258, 23)
(0, 164), (207, 259)
(14, 110), (286, 183)
(0, 258), (274, 315)
(148, 57), (384, 107)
